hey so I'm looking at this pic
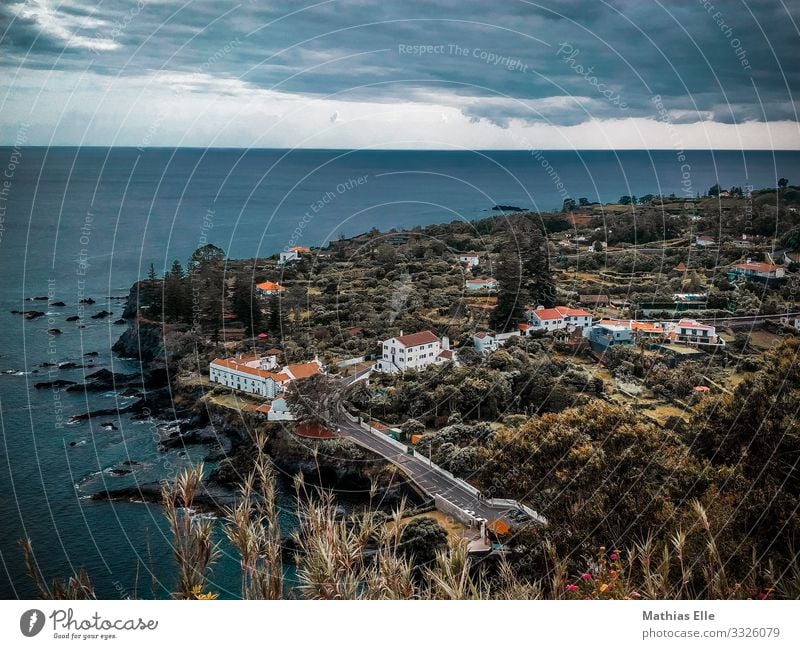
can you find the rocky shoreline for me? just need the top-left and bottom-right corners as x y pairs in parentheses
(84, 283), (422, 515)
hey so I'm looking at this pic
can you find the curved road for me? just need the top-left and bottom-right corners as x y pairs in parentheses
(336, 415), (518, 523)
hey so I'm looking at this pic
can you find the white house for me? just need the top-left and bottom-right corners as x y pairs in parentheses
(376, 330), (452, 373)
(525, 306), (593, 333)
(666, 319), (723, 346)
(465, 278), (498, 291)
(278, 246), (311, 266)
(209, 355), (323, 398)
(472, 332), (497, 354)
(695, 235), (716, 247)
(728, 261), (785, 282)
(457, 252), (481, 267)
(267, 397), (294, 421)
(209, 355), (283, 398)
(256, 281), (287, 296)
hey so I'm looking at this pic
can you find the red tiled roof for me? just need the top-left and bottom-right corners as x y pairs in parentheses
(473, 332), (490, 339)
(517, 323), (531, 331)
(285, 361), (322, 380)
(210, 357), (283, 380)
(289, 246), (311, 253)
(438, 349), (454, 360)
(555, 306), (592, 318)
(677, 320), (714, 330)
(395, 330), (439, 347)
(734, 261), (780, 273)
(529, 308), (563, 321)
(467, 278), (496, 284)
(256, 281), (286, 292)
(631, 321), (664, 333)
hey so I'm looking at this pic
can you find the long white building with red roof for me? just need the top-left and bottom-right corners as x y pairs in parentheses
(209, 354), (323, 398)
(376, 330), (453, 373)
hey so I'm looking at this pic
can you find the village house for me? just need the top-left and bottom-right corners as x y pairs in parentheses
(728, 260), (785, 283)
(667, 319), (722, 346)
(278, 246), (311, 265)
(375, 330), (452, 373)
(465, 278), (498, 291)
(579, 294), (610, 307)
(472, 331), (497, 354)
(209, 355), (323, 399)
(256, 280), (287, 296)
(587, 320), (634, 353)
(524, 305), (593, 333)
(694, 235), (716, 247)
(457, 252), (481, 267)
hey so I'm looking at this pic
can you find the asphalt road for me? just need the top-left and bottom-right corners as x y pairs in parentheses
(336, 416), (515, 522)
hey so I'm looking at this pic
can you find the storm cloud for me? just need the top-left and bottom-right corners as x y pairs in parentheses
(1, 0), (798, 148)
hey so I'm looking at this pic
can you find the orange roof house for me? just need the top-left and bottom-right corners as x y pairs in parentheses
(256, 281), (287, 295)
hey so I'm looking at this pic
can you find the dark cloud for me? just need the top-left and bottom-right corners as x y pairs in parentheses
(0, 0), (798, 142)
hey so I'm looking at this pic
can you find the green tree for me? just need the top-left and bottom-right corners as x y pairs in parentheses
(399, 516), (448, 569)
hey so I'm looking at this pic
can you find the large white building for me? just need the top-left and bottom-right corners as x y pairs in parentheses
(209, 355), (323, 398)
(524, 306), (593, 333)
(375, 330), (452, 373)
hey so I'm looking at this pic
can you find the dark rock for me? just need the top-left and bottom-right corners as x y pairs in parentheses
(79, 298), (96, 305)
(113, 318), (127, 325)
(84, 351), (99, 357)
(118, 387), (143, 398)
(91, 481), (237, 513)
(121, 460), (140, 466)
(48, 328), (62, 335)
(100, 422), (118, 431)
(91, 310), (112, 319)
(65, 315), (80, 322)
(108, 468), (132, 476)
(50, 301), (66, 307)
(65, 368), (140, 393)
(34, 379), (77, 389)
(12, 310), (46, 319)
(40, 362), (57, 368)
(27, 296), (49, 301)
(112, 321), (164, 362)
(492, 204), (525, 212)
(121, 281), (149, 319)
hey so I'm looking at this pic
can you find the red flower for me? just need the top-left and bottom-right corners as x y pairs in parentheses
(566, 584), (578, 592)
(582, 573), (592, 581)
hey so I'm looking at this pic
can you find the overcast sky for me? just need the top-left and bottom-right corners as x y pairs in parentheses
(1, 0), (798, 148)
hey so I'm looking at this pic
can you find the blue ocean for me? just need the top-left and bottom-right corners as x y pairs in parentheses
(1, 147), (799, 598)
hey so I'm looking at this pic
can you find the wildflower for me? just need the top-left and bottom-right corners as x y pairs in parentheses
(630, 591), (641, 598)
(600, 583), (609, 592)
(566, 584), (578, 592)
(609, 553), (618, 560)
(582, 572), (592, 581)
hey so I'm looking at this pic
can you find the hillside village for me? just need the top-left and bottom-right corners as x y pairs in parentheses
(117, 185), (800, 568)
(180, 187), (800, 434)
